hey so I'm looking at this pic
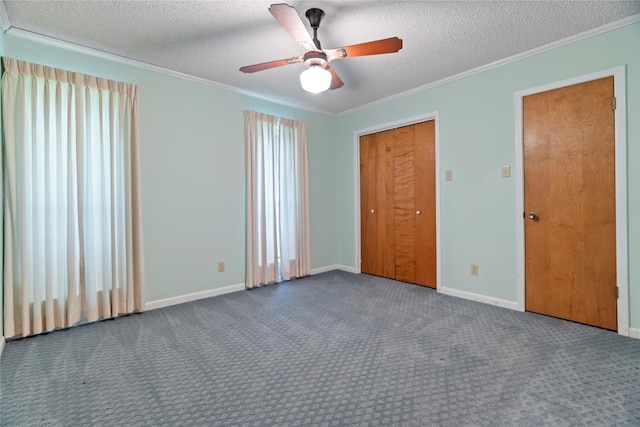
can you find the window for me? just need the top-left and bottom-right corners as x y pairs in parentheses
(244, 110), (310, 288)
(2, 58), (144, 338)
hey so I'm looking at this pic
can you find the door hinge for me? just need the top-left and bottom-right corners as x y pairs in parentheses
(613, 97), (617, 110)
(616, 286), (619, 298)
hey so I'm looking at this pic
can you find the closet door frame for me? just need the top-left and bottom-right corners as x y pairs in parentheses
(353, 111), (442, 290)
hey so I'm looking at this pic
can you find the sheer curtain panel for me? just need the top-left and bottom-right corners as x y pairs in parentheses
(2, 58), (145, 339)
(244, 111), (310, 289)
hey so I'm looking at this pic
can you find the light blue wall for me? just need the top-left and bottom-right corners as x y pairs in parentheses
(335, 23), (640, 329)
(2, 34), (338, 303)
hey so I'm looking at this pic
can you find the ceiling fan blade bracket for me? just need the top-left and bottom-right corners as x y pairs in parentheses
(327, 49), (347, 61)
(299, 41), (316, 51)
(286, 56), (303, 65)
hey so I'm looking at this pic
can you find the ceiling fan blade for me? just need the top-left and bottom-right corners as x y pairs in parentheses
(327, 66), (344, 90)
(326, 37), (403, 61)
(239, 56), (303, 73)
(269, 3), (316, 52)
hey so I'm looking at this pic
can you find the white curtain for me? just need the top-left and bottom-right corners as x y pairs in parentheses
(2, 58), (145, 338)
(245, 110), (310, 289)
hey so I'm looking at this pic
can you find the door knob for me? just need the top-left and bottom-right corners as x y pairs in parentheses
(527, 212), (539, 221)
(416, 210), (421, 215)
(370, 209), (375, 214)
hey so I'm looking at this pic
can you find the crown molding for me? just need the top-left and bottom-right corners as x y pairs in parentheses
(4, 27), (337, 117)
(337, 13), (640, 116)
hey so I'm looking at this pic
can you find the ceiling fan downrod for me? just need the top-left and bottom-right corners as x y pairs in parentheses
(305, 8), (324, 50)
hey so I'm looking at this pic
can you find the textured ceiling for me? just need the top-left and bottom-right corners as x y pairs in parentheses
(3, 1), (640, 114)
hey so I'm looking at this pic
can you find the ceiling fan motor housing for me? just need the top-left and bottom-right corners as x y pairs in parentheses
(303, 50), (328, 69)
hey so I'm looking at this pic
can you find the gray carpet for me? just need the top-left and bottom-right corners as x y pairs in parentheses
(1, 270), (639, 426)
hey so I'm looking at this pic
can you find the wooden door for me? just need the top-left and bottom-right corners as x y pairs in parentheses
(523, 76), (617, 330)
(360, 129), (395, 278)
(416, 121), (437, 288)
(360, 120), (436, 288)
(394, 121), (436, 287)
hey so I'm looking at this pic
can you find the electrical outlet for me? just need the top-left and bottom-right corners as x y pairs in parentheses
(218, 261), (225, 272)
(470, 264), (479, 276)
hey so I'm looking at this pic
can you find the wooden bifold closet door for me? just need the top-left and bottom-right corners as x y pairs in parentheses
(360, 120), (436, 288)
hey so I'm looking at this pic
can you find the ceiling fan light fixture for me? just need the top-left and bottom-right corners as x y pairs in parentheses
(300, 65), (332, 93)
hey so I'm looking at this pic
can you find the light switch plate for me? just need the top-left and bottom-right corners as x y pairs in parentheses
(501, 165), (511, 178)
(445, 170), (453, 181)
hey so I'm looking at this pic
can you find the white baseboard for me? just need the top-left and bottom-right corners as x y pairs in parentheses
(0, 336), (5, 358)
(311, 264), (357, 275)
(145, 266), (356, 312)
(145, 283), (245, 311)
(438, 288), (639, 338)
(439, 286), (520, 311)
(336, 265), (358, 274)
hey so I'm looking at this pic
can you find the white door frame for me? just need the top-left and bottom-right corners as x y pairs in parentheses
(514, 66), (629, 336)
(352, 112), (442, 290)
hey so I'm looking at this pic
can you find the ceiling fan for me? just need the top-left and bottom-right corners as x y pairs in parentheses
(239, 3), (403, 93)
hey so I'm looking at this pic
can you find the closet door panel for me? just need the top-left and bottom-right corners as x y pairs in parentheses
(359, 134), (378, 276)
(360, 130), (396, 278)
(414, 121), (437, 287)
(394, 126), (416, 283)
(378, 130), (396, 278)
